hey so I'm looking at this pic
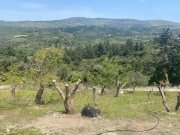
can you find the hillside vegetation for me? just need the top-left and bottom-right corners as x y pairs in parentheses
(0, 20), (179, 87)
(0, 17), (180, 135)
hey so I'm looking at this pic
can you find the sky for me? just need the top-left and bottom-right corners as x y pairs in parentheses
(0, 0), (180, 22)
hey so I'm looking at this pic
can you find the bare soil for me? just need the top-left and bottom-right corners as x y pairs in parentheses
(19, 113), (179, 135)
(0, 115), (5, 121)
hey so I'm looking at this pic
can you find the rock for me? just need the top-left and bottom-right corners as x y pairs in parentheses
(81, 106), (101, 118)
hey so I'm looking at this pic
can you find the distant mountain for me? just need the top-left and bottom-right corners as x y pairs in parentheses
(1, 17), (180, 46)
(0, 17), (180, 28)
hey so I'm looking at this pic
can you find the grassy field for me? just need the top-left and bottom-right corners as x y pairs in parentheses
(0, 89), (180, 135)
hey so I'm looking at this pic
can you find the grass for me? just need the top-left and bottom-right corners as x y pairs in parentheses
(8, 128), (42, 135)
(0, 89), (180, 134)
(0, 90), (64, 119)
(75, 91), (180, 119)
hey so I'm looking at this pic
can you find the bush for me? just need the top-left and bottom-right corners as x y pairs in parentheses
(128, 71), (149, 86)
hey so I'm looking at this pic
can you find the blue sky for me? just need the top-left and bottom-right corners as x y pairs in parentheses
(0, 0), (180, 22)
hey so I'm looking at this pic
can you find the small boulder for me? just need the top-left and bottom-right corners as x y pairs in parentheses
(81, 106), (101, 118)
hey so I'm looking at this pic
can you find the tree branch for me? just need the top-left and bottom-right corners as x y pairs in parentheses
(65, 84), (71, 98)
(71, 79), (81, 96)
(53, 80), (65, 101)
(121, 82), (127, 89)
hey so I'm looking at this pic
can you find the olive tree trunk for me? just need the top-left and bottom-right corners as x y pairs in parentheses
(93, 86), (98, 105)
(53, 79), (81, 114)
(10, 85), (16, 97)
(157, 85), (170, 112)
(100, 85), (106, 96)
(35, 83), (45, 104)
(114, 80), (126, 97)
(175, 92), (180, 111)
(133, 83), (136, 92)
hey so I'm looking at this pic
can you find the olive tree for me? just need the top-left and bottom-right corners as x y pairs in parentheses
(30, 47), (64, 104)
(1, 64), (25, 97)
(53, 79), (81, 114)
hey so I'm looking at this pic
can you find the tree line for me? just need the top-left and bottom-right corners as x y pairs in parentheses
(0, 28), (179, 88)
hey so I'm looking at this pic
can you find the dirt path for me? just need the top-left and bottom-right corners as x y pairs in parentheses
(18, 112), (179, 135)
(134, 87), (180, 92)
(1, 112), (180, 135)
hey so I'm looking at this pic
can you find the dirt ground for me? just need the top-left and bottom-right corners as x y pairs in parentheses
(0, 115), (5, 121)
(2, 112), (177, 135)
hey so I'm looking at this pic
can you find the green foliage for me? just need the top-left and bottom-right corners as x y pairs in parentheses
(32, 47), (64, 70)
(159, 28), (174, 47)
(0, 63), (27, 85)
(30, 47), (64, 85)
(128, 71), (149, 86)
(150, 29), (180, 85)
(0, 25), (179, 87)
(4, 64), (23, 85)
(0, 58), (16, 72)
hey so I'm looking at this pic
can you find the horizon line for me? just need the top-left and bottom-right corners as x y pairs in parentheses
(0, 17), (180, 23)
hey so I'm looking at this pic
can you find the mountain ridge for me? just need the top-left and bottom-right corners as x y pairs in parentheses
(0, 17), (180, 28)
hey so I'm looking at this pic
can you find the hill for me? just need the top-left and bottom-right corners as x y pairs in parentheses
(0, 17), (180, 46)
(0, 17), (180, 28)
